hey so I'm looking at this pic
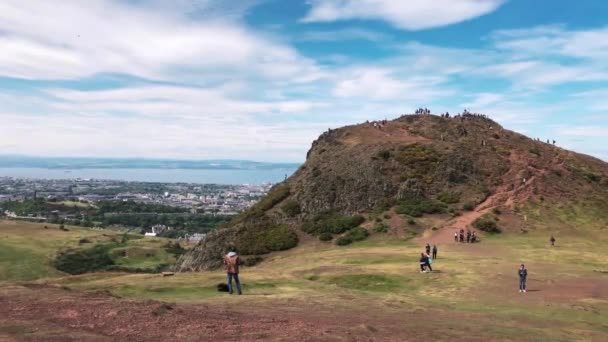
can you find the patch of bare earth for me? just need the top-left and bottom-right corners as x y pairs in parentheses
(0, 284), (576, 342)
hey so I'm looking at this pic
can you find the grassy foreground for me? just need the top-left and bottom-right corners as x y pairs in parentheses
(1, 219), (607, 340)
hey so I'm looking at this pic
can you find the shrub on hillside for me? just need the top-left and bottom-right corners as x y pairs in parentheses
(373, 222), (389, 233)
(585, 172), (602, 183)
(319, 232), (333, 241)
(437, 191), (461, 204)
(302, 211), (365, 235)
(529, 147), (541, 156)
(281, 200), (301, 217)
(462, 202), (475, 211)
(373, 198), (394, 214)
(164, 241), (186, 256)
(243, 256), (264, 267)
(395, 199), (446, 217)
(336, 227), (370, 246)
(473, 215), (501, 233)
(377, 149), (391, 161)
(336, 236), (353, 246)
(236, 224), (298, 255)
(54, 244), (115, 275)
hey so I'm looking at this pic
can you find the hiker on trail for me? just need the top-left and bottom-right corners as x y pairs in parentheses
(550, 236), (556, 247)
(459, 229), (465, 243)
(425, 243), (431, 255)
(518, 264), (528, 293)
(432, 245), (438, 259)
(454, 232), (458, 242)
(466, 230), (472, 243)
(224, 248), (242, 295)
(471, 231), (477, 243)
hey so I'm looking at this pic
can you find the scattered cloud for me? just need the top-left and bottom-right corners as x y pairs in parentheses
(297, 28), (389, 42)
(0, 0), (320, 82)
(302, 0), (505, 30)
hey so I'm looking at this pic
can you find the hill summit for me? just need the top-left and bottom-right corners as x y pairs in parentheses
(175, 111), (608, 271)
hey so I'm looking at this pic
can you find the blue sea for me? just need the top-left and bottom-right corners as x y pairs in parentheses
(0, 167), (299, 185)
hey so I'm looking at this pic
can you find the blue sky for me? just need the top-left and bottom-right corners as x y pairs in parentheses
(0, 0), (607, 162)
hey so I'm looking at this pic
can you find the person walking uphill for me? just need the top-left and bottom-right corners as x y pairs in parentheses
(518, 264), (528, 293)
(224, 249), (242, 295)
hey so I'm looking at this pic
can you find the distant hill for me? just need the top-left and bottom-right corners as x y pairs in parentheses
(175, 112), (608, 271)
(0, 156), (300, 170)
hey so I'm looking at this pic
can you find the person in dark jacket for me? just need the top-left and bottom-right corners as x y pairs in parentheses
(550, 236), (556, 247)
(432, 245), (438, 259)
(518, 264), (528, 293)
(224, 249), (242, 295)
(425, 243), (431, 255)
(420, 253), (428, 273)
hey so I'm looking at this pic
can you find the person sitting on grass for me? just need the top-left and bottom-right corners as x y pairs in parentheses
(224, 248), (242, 295)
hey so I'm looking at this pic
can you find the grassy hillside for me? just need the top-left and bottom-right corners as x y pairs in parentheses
(176, 113), (608, 271)
(1, 208), (607, 339)
(0, 220), (179, 283)
(39, 227), (608, 340)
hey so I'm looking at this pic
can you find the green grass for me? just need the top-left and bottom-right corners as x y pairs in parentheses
(3, 218), (608, 339)
(0, 220), (176, 282)
(325, 274), (405, 292)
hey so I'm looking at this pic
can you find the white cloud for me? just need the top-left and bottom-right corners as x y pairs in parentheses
(302, 0), (505, 30)
(0, 83), (335, 162)
(491, 25), (608, 60)
(0, 0), (320, 82)
(297, 28), (389, 42)
(557, 126), (608, 137)
(332, 67), (450, 101)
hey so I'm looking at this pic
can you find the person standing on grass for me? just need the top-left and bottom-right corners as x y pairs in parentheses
(518, 264), (528, 293)
(224, 248), (242, 295)
(550, 236), (556, 247)
(425, 243), (431, 255)
(432, 245), (438, 259)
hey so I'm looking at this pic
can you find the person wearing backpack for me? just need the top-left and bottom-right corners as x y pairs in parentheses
(224, 248), (242, 295)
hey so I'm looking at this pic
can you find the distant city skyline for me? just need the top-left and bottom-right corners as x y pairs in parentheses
(1, 0), (607, 162)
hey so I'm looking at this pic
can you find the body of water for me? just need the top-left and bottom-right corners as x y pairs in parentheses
(0, 167), (299, 185)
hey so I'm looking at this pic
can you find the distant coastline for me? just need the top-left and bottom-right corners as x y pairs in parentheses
(0, 167), (298, 185)
(0, 156), (301, 170)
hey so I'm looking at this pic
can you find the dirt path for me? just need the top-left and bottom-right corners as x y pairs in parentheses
(423, 151), (536, 246)
(0, 284), (536, 342)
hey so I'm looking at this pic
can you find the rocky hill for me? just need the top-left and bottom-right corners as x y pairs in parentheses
(175, 112), (608, 271)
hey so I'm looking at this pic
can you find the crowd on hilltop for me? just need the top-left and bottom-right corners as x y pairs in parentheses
(415, 108), (431, 115)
